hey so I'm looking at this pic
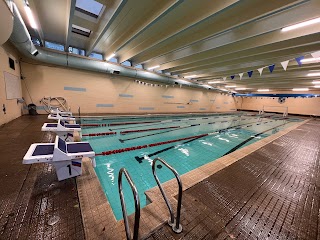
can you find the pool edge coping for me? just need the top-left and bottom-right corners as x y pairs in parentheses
(77, 118), (310, 240)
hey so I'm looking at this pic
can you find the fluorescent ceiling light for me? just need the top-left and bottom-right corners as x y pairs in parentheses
(301, 57), (320, 63)
(282, 17), (320, 32)
(312, 81), (320, 84)
(225, 85), (236, 88)
(257, 89), (269, 92)
(208, 81), (221, 84)
(106, 53), (116, 61)
(313, 85), (320, 88)
(148, 65), (160, 70)
(292, 88), (309, 91)
(307, 72), (320, 77)
(184, 75), (197, 78)
(25, 6), (37, 29)
(235, 88), (247, 90)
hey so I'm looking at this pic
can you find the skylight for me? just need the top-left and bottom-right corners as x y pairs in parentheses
(72, 24), (91, 37)
(76, 0), (103, 18)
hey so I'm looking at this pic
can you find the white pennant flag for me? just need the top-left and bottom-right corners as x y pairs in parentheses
(238, 73), (244, 80)
(281, 60), (290, 71)
(257, 67), (264, 76)
(311, 51), (320, 58)
(223, 77), (226, 81)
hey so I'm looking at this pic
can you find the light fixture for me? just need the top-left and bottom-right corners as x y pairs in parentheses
(307, 72), (320, 77)
(208, 81), (221, 84)
(225, 85), (236, 88)
(292, 88), (309, 91)
(301, 57), (320, 63)
(312, 81), (320, 84)
(235, 88), (247, 90)
(257, 89), (269, 92)
(313, 85), (320, 88)
(25, 6), (37, 29)
(106, 53), (116, 61)
(147, 65), (160, 70)
(184, 75), (197, 78)
(281, 17), (320, 32)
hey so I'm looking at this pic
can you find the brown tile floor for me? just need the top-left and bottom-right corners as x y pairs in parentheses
(0, 115), (84, 240)
(144, 120), (320, 240)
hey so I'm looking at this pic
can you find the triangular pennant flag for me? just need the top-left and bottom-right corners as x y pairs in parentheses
(230, 75), (235, 80)
(281, 60), (289, 71)
(247, 70), (253, 78)
(268, 64), (275, 73)
(295, 56), (304, 66)
(239, 73), (244, 80)
(257, 67), (264, 76)
(223, 77), (226, 81)
(311, 51), (320, 58)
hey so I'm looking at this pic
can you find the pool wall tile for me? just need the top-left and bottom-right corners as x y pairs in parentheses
(64, 86), (86, 92)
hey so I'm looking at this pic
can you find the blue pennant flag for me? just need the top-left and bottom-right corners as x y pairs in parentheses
(295, 56), (304, 66)
(230, 75), (235, 80)
(247, 71), (253, 78)
(268, 64), (275, 73)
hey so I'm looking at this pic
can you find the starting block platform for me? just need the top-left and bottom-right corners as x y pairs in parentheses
(41, 120), (81, 141)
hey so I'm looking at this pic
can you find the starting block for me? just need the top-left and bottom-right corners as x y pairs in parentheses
(23, 136), (95, 181)
(41, 119), (81, 141)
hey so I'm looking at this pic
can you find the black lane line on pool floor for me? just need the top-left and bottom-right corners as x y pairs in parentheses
(134, 120), (273, 163)
(223, 122), (288, 156)
(119, 116), (255, 143)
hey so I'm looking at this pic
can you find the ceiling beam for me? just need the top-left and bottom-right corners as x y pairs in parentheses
(85, 0), (126, 56)
(64, 0), (76, 51)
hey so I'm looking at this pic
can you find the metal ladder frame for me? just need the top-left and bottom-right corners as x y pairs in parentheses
(152, 157), (183, 233)
(118, 168), (140, 240)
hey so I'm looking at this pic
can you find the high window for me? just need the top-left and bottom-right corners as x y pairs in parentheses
(75, 0), (104, 18)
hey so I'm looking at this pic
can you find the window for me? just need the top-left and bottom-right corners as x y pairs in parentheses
(121, 61), (132, 67)
(89, 52), (103, 60)
(164, 72), (171, 76)
(31, 36), (41, 46)
(135, 64), (144, 69)
(45, 41), (64, 51)
(108, 57), (118, 63)
(68, 47), (85, 56)
(156, 70), (163, 74)
(72, 24), (91, 37)
(75, 0), (103, 18)
(9, 57), (15, 70)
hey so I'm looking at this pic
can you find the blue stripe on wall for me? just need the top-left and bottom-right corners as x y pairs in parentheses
(190, 99), (199, 102)
(119, 94), (133, 98)
(162, 95), (174, 99)
(177, 106), (185, 108)
(199, 108), (206, 110)
(139, 107), (154, 110)
(223, 102), (229, 104)
(64, 86), (86, 92)
(96, 104), (114, 108)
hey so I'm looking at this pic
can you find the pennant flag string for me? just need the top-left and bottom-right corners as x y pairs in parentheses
(239, 73), (244, 80)
(230, 75), (235, 80)
(295, 56), (304, 66)
(268, 64), (275, 73)
(257, 67), (264, 76)
(247, 70), (253, 78)
(281, 60), (289, 71)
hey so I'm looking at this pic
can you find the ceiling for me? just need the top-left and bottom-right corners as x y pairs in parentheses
(14, 0), (320, 92)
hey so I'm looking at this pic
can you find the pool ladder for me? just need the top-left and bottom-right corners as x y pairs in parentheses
(118, 157), (183, 240)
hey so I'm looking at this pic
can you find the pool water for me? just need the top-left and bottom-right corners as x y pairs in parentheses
(81, 112), (301, 220)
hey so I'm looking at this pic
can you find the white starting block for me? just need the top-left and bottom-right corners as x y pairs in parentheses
(50, 108), (73, 116)
(23, 136), (95, 181)
(48, 112), (76, 121)
(41, 120), (81, 141)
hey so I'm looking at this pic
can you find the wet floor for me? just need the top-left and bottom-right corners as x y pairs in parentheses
(0, 115), (84, 239)
(144, 120), (320, 239)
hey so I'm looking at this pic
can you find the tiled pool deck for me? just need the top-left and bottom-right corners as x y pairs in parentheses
(1, 114), (318, 239)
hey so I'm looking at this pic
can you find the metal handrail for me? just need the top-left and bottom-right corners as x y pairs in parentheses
(152, 157), (183, 233)
(118, 168), (140, 240)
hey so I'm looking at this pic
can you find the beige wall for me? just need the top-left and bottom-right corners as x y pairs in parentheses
(20, 62), (236, 114)
(236, 93), (320, 116)
(0, 43), (22, 126)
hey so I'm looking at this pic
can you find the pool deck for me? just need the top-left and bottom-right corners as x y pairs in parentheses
(1, 114), (319, 239)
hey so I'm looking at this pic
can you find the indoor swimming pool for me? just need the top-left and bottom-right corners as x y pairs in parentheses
(80, 112), (302, 220)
